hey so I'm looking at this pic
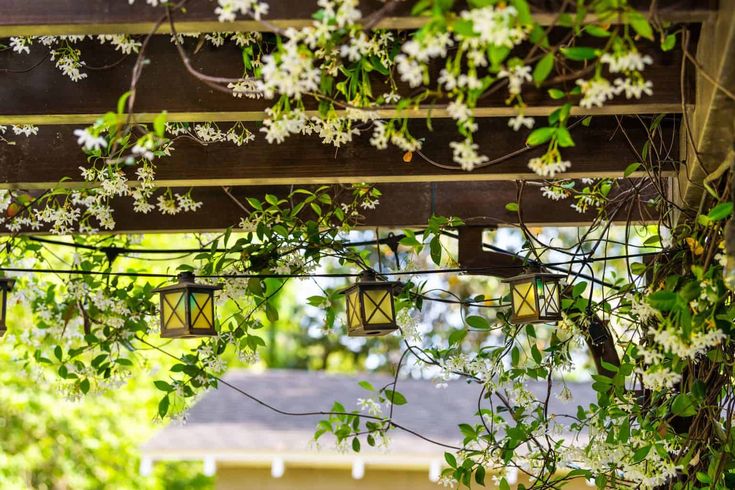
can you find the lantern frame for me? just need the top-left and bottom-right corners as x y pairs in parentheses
(0, 277), (15, 337)
(152, 272), (222, 338)
(503, 271), (565, 324)
(341, 270), (401, 337)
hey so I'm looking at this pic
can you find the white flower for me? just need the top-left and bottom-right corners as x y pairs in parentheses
(156, 195), (179, 215)
(395, 54), (423, 87)
(576, 78), (617, 108)
(614, 77), (654, 99)
(601, 51), (653, 73)
(446, 100), (473, 123)
(11, 125), (39, 137)
(639, 367), (681, 391)
(9, 37), (32, 54)
(73, 128), (107, 151)
(498, 65), (532, 96)
(461, 5), (526, 48)
(258, 41), (320, 99)
(528, 157), (571, 177)
(438, 69), (458, 91)
(369, 121), (390, 150)
(508, 114), (534, 131)
(215, 0), (270, 22)
(540, 185), (569, 201)
(630, 296), (656, 322)
(96, 34), (141, 54)
(450, 139), (488, 171)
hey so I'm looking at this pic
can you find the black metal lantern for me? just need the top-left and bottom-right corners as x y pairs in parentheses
(0, 277), (15, 337)
(503, 271), (565, 324)
(152, 272), (222, 338)
(342, 270), (401, 337)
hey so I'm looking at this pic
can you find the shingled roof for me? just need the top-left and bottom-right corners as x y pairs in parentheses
(142, 369), (594, 462)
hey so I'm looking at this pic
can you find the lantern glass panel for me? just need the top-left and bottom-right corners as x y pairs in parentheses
(190, 292), (214, 329)
(543, 281), (560, 315)
(162, 291), (186, 330)
(362, 289), (393, 325)
(512, 280), (538, 318)
(346, 291), (361, 328)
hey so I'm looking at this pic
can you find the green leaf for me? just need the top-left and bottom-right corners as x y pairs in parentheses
(707, 202), (733, 221)
(633, 445), (651, 463)
(505, 202), (519, 212)
(628, 11), (654, 40)
(499, 477), (510, 490)
(560, 47), (598, 61)
(532, 53), (554, 86)
(449, 328), (467, 346)
(158, 395), (170, 418)
(475, 465), (486, 485)
(383, 389), (407, 406)
(154, 380), (172, 392)
(548, 88), (565, 100)
(117, 91), (132, 115)
(623, 162), (642, 177)
(445, 452), (457, 468)
(556, 127), (575, 147)
(352, 437), (361, 452)
(429, 236), (442, 266)
(572, 281), (587, 298)
(662, 33), (677, 51)
(584, 25), (611, 38)
(671, 393), (697, 417)
(647, 290), (677, 311)
(358, 381), (375, 392)
(153, 111), (167, 137)
(466, 315), (490, 330)
(79, 378), (90, 394)
(526, 127), (556, 146)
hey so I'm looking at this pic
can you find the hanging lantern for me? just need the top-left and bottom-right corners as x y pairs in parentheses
(0, 277), (15, 337)
(503, 271), (565, 324)
(342, 270), (401, 337)
(152, 272), (222, 338)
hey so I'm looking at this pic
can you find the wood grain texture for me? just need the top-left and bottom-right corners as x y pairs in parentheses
(0, 36), (684, 124)
(0, 117), (678, 188)
(0, 0), (712, 36)
(3, 180), (660, 235)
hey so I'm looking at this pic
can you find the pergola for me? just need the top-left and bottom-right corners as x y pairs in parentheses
(1, 0), (732, 234)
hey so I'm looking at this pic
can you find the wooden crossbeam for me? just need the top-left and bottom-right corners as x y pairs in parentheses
(0, 36), (684, 125)
(0, 0), (712, 36)
(4, 181), (660, 234)
(0, 117), (678, 189)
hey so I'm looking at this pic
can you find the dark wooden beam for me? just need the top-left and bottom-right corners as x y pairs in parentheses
(0, 117), (678, 188)
(0, 0), (712, 36)
(0, 36), (684, 125)
(3, 180), (661, 235)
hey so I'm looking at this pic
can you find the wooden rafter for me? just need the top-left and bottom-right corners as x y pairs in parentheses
(0, 0), (712, 37)
(3, 180), (661, 234)
(0, 117), (678, 189)
(0, 35), (684, 125)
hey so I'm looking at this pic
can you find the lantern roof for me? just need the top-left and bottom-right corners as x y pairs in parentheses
(501, 271), (566, 283)
(0, 277), (15, 291)
(152, 271), (222, 293)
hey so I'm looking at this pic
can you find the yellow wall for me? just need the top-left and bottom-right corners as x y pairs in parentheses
(215, 466), (592, 490)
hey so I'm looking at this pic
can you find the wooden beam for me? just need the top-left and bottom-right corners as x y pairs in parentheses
(0, 0), (712, 37)
(3, 181), (660, 234)
(0, 36), (684, 125)
(676, 0), (735, 212)
(0, 117), (678, 189)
